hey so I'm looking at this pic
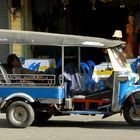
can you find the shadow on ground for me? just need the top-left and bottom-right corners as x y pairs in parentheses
(0, 117), (140, 129)
(33, 119), (140, 130)
(0, 118), (12, 128)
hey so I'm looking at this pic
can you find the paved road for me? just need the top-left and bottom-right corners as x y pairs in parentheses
(0, 114), (140, 140)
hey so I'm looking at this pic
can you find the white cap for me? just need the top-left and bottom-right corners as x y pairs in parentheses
(112, 30), (123, 38)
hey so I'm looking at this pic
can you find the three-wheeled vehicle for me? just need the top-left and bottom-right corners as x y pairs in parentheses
(0, 29), (140, 128)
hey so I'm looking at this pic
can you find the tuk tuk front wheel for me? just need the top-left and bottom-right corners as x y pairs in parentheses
(123, 103), (140, 126)
(6, 101), (34, 128)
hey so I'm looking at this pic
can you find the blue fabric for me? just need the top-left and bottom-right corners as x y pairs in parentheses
(28, 62), (41, 71)
(131, 58), (140, 73)
(80, 62), (95, 92)
(87, 60), (105, 90)
(56, 58), (62, 68)
(64, 63), (81, 97)
(19, 57), (25, 65)
(131, 58), (140, 84)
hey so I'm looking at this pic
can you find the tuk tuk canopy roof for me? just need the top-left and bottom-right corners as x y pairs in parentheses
(0, 29), (125, 48)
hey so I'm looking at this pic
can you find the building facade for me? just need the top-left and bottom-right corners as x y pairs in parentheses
(0, 0), (140, 63)
(0, 0), (9, 63)
(0, 0), (32, 63)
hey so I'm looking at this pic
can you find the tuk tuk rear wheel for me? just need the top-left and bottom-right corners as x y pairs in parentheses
(6, 101), (34, 128)
(123, 103), (140, 126)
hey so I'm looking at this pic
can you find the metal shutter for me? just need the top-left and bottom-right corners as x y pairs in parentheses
(0, 0), (9, 63)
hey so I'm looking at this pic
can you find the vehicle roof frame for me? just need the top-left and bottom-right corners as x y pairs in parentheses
(0, 29), (125, 48)
(0, 29), (125, 85)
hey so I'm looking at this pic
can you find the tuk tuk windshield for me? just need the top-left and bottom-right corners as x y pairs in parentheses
(108, 48), (132, 72)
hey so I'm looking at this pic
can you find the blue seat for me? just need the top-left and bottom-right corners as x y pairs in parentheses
(87, 60), (95, 72)
(97, 80), (106, 91)
(80, 62), (95, 92)
(87, 60), (105, 91)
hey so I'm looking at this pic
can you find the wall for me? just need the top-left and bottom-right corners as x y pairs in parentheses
(9, 0), (23, 57)
(24, 0), (33, 58)
(10, 0), (32, 58)
(0, 0), (9, 63)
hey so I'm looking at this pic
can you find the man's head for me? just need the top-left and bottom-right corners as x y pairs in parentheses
(128, 15), (135, 24)
(7, 54), (21, 67)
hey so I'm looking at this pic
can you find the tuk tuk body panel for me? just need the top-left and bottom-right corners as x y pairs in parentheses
(0, 86), (65, 100)
(119, 81), (132, 105)
(119, 82), (140, 105)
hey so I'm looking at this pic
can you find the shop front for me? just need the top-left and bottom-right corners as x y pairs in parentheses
(0, 0), (140, 63)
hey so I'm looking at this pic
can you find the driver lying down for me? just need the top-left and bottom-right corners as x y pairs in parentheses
(7, 54), (59, 75)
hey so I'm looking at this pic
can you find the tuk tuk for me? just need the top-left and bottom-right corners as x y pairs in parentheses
(0, 29), (140, 128)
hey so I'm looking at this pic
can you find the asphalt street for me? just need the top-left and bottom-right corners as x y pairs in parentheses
(0, 114), (140, 140)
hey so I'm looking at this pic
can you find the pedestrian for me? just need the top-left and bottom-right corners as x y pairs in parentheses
(126, 15), (139, 58)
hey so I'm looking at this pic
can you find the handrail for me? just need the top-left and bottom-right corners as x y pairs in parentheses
(0, 74), (57, 87)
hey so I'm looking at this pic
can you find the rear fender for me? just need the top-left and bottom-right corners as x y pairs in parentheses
(5, 93), (35, 102)
(0, 93), (35, 109)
